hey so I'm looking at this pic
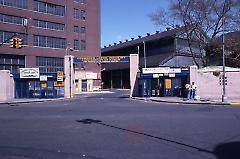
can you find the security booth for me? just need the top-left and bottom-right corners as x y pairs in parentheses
(139, 67), (189, 97)
(14, 68), (64, 98)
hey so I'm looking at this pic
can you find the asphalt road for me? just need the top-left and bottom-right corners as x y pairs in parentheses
(0, 90), (240, 159)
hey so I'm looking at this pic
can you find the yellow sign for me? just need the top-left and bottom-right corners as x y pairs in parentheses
(41, 82), (47, 88)
(57, 71), (64, 82)
(57, 71), (64, 76)
(54, 81), (64, 87)
(165, 79), (171, 89)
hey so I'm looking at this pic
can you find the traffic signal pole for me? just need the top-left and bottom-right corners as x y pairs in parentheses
(0, 34), (19, 47)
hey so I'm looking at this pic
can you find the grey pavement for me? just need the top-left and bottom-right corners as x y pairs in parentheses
(1, 89), (240, 106)
(0, 89), (240, 159)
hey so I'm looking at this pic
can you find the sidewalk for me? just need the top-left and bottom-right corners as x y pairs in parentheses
(132, 97), (240, 106)
(0, 90), (115, 105)
(0, 98), (65, 105)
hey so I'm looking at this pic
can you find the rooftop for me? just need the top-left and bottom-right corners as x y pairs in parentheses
(101, 25), (188, 52)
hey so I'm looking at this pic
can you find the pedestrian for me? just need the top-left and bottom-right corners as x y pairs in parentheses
(191, 82), (197, 100)
(185, 83), (191, 100)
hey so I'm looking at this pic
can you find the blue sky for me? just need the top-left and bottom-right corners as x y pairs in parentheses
(101, 0), (170, 47)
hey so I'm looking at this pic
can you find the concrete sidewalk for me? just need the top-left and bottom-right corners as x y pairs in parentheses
(0, 98), (65, 105)
(132, 97), (240, 106)
(0, 90), (115, 105)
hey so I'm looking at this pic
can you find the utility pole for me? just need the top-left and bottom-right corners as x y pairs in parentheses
(222, 16), (226, 102)
(143, 41), (147, 68)
(137, 45), (140, 69)
(66, 43), (73, 98)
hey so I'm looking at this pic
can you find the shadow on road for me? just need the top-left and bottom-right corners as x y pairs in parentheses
(76, 119), (213, 154)
(214, 142), (240, 159)
(77, 119), (240, 159)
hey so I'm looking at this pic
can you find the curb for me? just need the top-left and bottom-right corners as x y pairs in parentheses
(230, 103), (240, 106)
(0, 98), (66, 105)
(131, 97), (230, 106)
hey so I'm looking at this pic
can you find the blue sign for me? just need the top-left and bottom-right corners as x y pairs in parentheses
(74, 56), (130, 63)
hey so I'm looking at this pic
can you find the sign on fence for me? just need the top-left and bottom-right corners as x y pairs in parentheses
(73, 56), (129, 63)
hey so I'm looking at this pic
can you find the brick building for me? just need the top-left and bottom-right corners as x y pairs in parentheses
(0, 0), (100, 98)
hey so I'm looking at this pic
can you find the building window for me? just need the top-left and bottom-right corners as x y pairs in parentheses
(0, 30), (28, 44)
(36, 56), (64, 73)
(33, 35), (66, 49)
(80, 40), (86, 50)
(80, 0), (86, 4)
(74, 0), (86, 4)
(74, 8), (79, 19)
(33, 19), (65, 31)
(80, 10), (86, 20)
(74, 26), (79, 33)
(33, 0), (65, 16)
(74, 40), (79, 50)
(0, 13), (26, 25)
(0, 0), (27, 9)
(0, 54), (25, 74)
(80, 27), (86, 34)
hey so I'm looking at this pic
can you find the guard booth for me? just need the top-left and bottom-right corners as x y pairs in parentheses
(14, 68), (64, 98)
(138, 67), (189, 97)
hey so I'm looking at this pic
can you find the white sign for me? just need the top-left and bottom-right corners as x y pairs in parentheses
(153, 74), (160, 78)
(169, 68), (181, 73)
(86, 73), (98, 79)
(142, 67), (170, 74)
(57, 71), (64, 82)
(142, 67), (182, 74)
(40, 75), (47, 81)
(57, 76), (63, 82)
(20, 68), (39, 79)
(169, 74), (176, 77)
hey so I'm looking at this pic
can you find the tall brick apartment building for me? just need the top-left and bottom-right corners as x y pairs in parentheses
(0, 0), (100, 97)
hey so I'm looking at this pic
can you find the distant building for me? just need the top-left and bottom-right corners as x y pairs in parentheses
(0, 0), (100, 98)
(101, 26), (207, 89)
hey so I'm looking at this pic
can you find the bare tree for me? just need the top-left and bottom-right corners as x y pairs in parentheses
(149, 0), (240, 67)
(206, 31), (240, 67)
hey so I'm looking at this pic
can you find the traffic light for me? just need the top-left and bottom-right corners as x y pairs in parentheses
(15, 37), (23, 49)
(9, 37), (23, 49)
(10, 38), (17, 48)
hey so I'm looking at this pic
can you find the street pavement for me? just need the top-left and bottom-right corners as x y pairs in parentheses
(0, 90), (240, 159)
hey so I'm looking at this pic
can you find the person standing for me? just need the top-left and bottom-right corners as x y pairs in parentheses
(185, 83), (191, 100)
(191, 82), (197, 99)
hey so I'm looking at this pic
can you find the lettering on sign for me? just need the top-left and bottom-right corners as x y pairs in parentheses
(142, 67), (182, 74)
(169, 74), (176, 77)
(57, 71), (64, 82)
(169, 68), (181, 73)
(20, 68), (39, 79)
(73, 56), (130, 63)
(165, 79), (171, 89)
(41, 82), (47, 88)
(86, 73), (98, 79)
(142, 67), (170, 74)
(54, 81), (64, 87)
(40, 75), (47, 81)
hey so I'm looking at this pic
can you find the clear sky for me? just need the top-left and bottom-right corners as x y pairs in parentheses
(100, 0), (170, 47)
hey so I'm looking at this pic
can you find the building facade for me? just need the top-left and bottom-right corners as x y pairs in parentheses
(0, 0), (100, 98)
(101, 26), (207, 97)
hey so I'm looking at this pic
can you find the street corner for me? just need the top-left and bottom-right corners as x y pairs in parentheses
(230, 102), (240, 106)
